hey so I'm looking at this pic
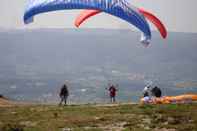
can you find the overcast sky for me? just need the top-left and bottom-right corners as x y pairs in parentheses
(0, 0), (197, 32)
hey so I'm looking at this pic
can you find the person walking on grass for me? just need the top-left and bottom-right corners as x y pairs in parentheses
(59, 84), (69, 106)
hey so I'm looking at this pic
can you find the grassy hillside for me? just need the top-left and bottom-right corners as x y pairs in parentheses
(0, 103), (197, 131)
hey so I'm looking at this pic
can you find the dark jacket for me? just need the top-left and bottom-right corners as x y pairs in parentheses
(60, 85), (69, 97)
(151, 86), (162, 97)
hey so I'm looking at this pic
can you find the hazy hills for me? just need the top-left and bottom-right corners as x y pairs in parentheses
(0, 29), (197, 103)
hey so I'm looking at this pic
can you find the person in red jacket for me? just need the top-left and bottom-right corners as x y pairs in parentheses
(108, 84), (118, 103)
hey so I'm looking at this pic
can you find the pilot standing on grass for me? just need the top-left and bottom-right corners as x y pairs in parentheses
(108, 84), (118, 103)
(59, 83), (69, 106)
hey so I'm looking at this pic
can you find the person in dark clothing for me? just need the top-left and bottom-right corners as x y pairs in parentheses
(143, 92), (149, 97)
(59, 84), (69, 105)
(151, 86), (162, 97)
(108, 84), (118, 103)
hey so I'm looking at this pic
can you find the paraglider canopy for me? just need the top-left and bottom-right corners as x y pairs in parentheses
(24, 0), (151, 45)
(75, 8), (167, 39)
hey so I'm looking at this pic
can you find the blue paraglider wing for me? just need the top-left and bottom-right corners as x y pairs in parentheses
(24, 0), (151, 44)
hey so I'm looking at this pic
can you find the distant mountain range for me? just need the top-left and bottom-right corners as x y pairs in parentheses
(0, 29), (197, 103)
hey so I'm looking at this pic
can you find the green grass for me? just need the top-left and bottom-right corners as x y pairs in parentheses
(0, 104), (197, 131)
